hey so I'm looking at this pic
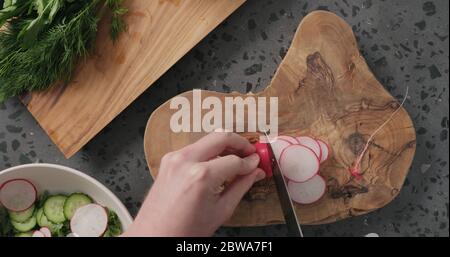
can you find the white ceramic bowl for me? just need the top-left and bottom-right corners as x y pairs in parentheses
(0, 163), (133, 232)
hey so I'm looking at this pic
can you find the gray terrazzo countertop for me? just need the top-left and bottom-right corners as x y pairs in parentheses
(0, 0), (448, 237)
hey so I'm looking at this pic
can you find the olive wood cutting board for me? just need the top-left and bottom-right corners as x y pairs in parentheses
(21, 0), (246, 158)
(144, 11), (416, 226)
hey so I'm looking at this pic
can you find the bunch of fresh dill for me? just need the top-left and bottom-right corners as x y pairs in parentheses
(0, 0), (128, 102)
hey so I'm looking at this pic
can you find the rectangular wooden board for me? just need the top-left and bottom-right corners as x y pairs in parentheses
(22, 0), (246, 158)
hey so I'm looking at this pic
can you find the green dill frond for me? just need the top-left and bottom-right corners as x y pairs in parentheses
(0, 0), (100, 101)
(0, 0), (128, 102)
(105, 0), (128, 42)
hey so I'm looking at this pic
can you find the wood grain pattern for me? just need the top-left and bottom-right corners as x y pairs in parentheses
(22, 0), (246, 158)
(144, 11), (416, 226)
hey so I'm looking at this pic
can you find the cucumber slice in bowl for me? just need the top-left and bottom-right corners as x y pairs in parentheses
(64, 193), (93, 220)
(15, 231), (34, 237)
(36, 208), (50, 227)
(35, 208), (44, 225)
(11, 216), (37, 232)
(43, 195), (67, 223)
(36, 208), (59, 233)
(9, 204), (35, 222)
(36, 208), (53, 228)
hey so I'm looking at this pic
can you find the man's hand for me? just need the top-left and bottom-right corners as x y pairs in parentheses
(123, 132), (266, 236)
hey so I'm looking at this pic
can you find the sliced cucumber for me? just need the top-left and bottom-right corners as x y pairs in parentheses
(36, 207), (62, 233)
(9, 204), (35, 223)
(63, 193), (93, 220)
(43, 195), (67, 223)
(15, 231), (33, 237)
(39, 215), (54, 229)
(103, 229), (112, 237)
(37, 208), (51, 227)
(11, 216), (36, 232)
(35, 208), (44, 225)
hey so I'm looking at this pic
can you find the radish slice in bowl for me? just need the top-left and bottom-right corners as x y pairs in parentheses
(296, 136), (322, 160)
(32, 231), (45, 237)
(276, 136), (298, 145)
(0, 179), (37, 212)
(288, 175), (326, 205)
(70, 204), (108, 237)
(279, 145), (320, 182)
(316, 139), (330, 163)
(40, 227), (52, 237)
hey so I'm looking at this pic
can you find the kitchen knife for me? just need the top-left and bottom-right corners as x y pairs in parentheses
(264, 132), (304, 237)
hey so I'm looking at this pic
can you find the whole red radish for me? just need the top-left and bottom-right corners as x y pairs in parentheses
(253, 142), (274, 178)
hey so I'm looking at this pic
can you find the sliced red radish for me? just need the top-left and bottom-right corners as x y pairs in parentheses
(40, 227), (52, 237)
(0, 179), (37, 212)
(270, 138), (292, 161)
(316, 139), (330, 163)
(254, 142), (274, 177)
(66, 233), (80, 237)
(32, 231), (45, 237)
(296, 136), (322, 160)
(276, 135), (298, 145)
(279, 145), (320, 182)
(70, 204), (108, 237)
(288, 175), (326, 204)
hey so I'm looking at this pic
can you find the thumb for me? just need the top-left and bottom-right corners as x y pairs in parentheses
(219, 168), (266, 211)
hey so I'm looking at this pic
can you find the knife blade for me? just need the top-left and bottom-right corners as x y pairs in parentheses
(263, 132), (304, 237)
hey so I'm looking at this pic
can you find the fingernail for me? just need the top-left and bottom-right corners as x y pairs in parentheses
(255, 171), (266, 182)
(248, 153), (260, 164)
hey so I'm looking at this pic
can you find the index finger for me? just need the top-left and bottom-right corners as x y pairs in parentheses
(182, 132), (255, 162)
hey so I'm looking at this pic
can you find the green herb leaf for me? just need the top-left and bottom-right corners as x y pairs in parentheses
(0, 0), (128, 102)
(0, 0), (100, 100)
(0, 0), (33, 27)
(105, 0), (128, 42)
(36, 190), (50, 208)
(104, 208), (122, 237)
(3, 0), (13, 9)
(18, 0), (66, 48)
(53, 220), (70, 237)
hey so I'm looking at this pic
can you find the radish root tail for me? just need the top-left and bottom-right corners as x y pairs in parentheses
(349, 87), (409, 179)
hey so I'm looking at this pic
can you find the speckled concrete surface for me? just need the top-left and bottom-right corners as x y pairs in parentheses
(0, 0), (448, 237)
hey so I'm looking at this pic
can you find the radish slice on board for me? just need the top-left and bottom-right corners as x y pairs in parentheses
(70, 204), (108, 237)
(270, 138), (292, 161)
(0, 179), (37, 212)
(288, 175), (326, 204)
(276, 136), (298, 145)
(32, 231), (45, 237)
(279, 145), (320, 182)
(40, 227), (52, 237)
(296, 136), (322, 160)
(316, 139), (330, 163)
